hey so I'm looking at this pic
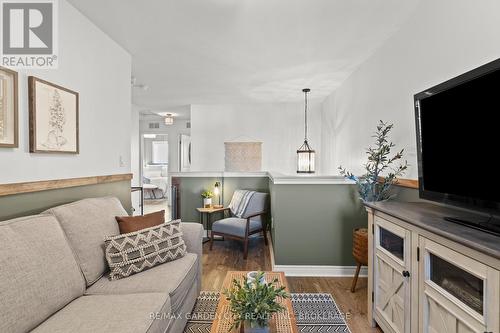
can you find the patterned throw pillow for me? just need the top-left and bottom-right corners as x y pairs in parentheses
(104, 219), (186, 280)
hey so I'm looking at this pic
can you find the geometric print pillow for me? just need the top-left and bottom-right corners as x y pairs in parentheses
(104, 219), (186, 280)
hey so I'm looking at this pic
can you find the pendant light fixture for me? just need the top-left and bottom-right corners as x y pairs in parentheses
(297, 88), (315, 173)
(164, 113), (174, 125)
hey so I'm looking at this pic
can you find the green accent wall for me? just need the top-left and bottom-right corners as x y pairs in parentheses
(271, 183), (367, 266)
(177, 176), (222, 223)
(174, 175), (422, 267)
(0, 180), (132, 221)
(176, 176), (269, 223)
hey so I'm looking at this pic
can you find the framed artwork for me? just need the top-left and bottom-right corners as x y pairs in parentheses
(29, 76), (79, 154)
(0, 66), (18, 148)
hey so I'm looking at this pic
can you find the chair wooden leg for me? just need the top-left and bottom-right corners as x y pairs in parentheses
(262, 229), (268, 246)
(243, 236), (249, 259)
(350, 262), (362, 293)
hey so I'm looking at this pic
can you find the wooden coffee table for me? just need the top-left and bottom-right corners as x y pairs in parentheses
(211, 271), (298, 333)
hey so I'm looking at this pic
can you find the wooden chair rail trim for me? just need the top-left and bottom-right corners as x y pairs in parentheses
(0, 173), (133, 197)
(378, 177), (419, 189)
(394, 178), (419, 189)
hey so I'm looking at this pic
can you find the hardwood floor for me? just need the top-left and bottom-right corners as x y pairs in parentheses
(202, 236), (382, 333)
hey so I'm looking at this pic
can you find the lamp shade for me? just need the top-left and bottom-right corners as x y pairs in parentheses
(297, 140), (315, 173)
(214, 182), (220, 196)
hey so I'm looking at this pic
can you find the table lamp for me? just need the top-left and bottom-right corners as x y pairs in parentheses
(214, 182), (222, 208)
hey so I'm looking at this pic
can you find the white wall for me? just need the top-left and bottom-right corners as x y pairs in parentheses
(130, 105), (141, 215)
(190, 102), (322, 175)
(0, 0), (131, 184)
(131, 105), (141, 186)
(139, 117), (191, 173)
(320, 0), (500, 179)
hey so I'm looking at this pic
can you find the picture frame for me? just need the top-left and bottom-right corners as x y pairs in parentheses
(0, 66), (19, 148)
(29, 76), (79, 154)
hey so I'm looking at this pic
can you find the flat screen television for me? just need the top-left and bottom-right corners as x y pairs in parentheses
(414, 58), (500, 235)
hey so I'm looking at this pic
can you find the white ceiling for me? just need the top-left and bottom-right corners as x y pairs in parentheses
(68, 0), (419, 112)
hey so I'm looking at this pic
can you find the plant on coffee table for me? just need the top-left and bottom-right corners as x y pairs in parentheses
(224, 272), (289, 332)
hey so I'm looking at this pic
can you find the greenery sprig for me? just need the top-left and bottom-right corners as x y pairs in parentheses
(223, 272), (289, 330)
(201, 190), (214, 199)
(339, 120), (408, 202)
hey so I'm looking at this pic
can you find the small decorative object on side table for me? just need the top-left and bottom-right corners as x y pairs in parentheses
(196, 206), (227, 243)
(212, 271), (297, 333)
(201, 190), (214, 208)
(351, 228), (368, 292)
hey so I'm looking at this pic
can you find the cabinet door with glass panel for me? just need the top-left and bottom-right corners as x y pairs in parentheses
(419, 237), (500, 333)
(374, 216), (412, 333)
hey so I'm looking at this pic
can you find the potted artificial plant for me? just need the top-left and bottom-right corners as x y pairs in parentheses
(201, 190), (214, 208)
(339, 120), (408, 202)
(224, 271), (289, 333)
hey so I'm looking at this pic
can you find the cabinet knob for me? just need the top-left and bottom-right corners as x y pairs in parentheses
(402, 270), (410, 278)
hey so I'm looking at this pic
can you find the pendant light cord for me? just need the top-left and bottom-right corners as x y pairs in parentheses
(304, 90), (308, 142)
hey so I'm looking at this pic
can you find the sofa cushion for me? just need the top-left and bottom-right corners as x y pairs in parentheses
(31, 294), (172, 333)
(212, 217), (262, 237)
(104, 220), (187, 280)
(44, 197), (127, 286)
(0, 215), (85, 333)
(116, 210), (165, 234)
(86, 253), (198, 313)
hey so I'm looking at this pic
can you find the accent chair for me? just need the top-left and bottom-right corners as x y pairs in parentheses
(209, 192), (268, 259)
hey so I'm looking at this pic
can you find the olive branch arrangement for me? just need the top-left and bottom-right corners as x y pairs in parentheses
(339, 120), (408, 202)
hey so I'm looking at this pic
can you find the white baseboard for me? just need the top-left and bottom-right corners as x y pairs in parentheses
(267, 234), (367, 277)
(273, 264), (368, 277)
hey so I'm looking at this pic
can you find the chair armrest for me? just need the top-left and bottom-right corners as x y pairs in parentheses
(245, 211), (267, 219)
(180, 222), (203, 257)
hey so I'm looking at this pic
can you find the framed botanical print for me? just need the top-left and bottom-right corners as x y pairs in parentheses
(29, 76), (79, 154)
(0, 66), (18, 148)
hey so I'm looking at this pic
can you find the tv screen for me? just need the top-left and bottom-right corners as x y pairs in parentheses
(415, 59), (500, 212)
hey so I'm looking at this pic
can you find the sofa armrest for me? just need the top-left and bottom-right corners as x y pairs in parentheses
(180, 222), (203, 294)
(180, 222), (203, 257)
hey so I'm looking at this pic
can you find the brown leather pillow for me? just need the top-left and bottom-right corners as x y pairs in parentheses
(115, 210), (165, 234)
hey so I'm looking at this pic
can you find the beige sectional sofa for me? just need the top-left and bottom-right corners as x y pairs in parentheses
(0, 197), (203, 333)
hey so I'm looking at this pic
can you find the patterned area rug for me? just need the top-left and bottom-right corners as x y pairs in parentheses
(184, 292), (351, 332)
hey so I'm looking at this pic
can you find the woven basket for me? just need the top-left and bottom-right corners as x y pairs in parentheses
(352, 228), (368, 265)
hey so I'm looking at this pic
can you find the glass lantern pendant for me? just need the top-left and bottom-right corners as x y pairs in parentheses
(297, 88), (315, 173)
